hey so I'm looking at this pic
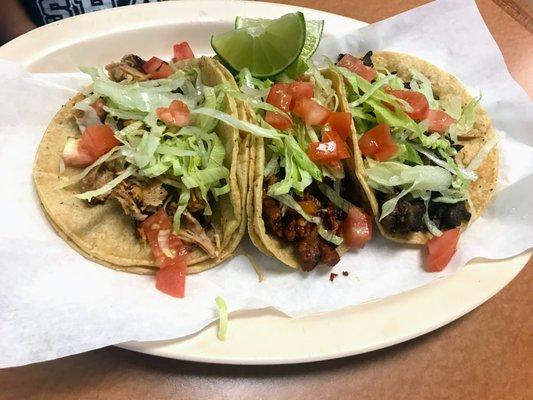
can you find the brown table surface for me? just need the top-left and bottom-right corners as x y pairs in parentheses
(1, 1), (532, 399)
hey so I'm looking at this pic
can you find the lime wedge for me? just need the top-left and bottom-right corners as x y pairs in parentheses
(212, 12), (306, 78)
(235, 17), (323, 61)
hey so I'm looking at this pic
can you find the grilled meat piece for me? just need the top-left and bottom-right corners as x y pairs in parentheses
(297, 230), (321, 271)
(430, 200), (471, 230)
(110, 178), (167, 221)
(282, 214), (313, 242)
(380, 196), (427, 234)
(263, 197), (283, 238)
(177, 211), (218, 258)
(187, 188), (206, 213)
(106, 54), (149, 82)
(361, 50), (374, 67)
(320, 202), (346, 236)
(317, 239), (340, 267)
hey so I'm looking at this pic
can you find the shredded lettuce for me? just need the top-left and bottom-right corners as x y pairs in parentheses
(366, 161), (453, 219)
(75, 165), (136, 201)
(318, 226), (344, 246)
(173, 187), (190, 232)
(55, 146), (122, 189)
(466, 130), (502, 172)
(306, 60), (337, 109)
(448, 95), (481, 141)
(215, 296), (228, 341)
(273, 194), (321, 225)
(191, 107), (283, 139)
(422, 194), (442, 236)
(81, 67), (195, 113)
(409, 69), (439, 109)
(317, 182), (353, 213)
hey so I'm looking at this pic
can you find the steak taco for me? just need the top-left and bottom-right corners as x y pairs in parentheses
(329, 51), (499, 270)
(33, 44), (251, 297)
(223, 64), (374, 271)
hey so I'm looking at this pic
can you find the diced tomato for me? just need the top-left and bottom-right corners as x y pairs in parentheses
(63, 124), (119, 168)
(426, 110), (456, 133)
(172, 41), (195, 62)
(62, 137), (94, 168)
(308, 132), (350, 164)
(266, 83), (292, 112)
(426, 228), (460, 272)
(141, 210), (188, 298)
(90, 98), (107, 121)
(359, 123), (398, 161)
(326, 112), (352, 140)
(389, 90), (429, 121)
(324, 131), (351, 158)
(326, 160), (344, 175)
(81, 124), (119, 157)
(288, 81), (314, 101)
(265, 111), (293, 130)
(343, 207), (373, 248)
(155, 261), (187, 298)
(337, 54), (377, 82)
(142, 56), (173, 79)
(373, 145), (398, 161)
(156, 100), (190, 127)
(292, 98), (331, 126)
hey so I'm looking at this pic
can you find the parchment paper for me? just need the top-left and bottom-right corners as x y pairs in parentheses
(0, 0), (531, 367)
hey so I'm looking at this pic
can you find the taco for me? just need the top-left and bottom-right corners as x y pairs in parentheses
(33, 47), (250, 297)
(225, 64), (373, 271)
(330, 51), (499, 270)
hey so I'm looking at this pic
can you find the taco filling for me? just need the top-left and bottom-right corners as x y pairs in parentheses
(229, 62), (373, 271)
(56, 44), (247, 297)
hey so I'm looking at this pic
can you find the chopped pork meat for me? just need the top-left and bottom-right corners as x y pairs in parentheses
(106, 54), (149, 82)
(262, 179), (344, 270)
(110, 178), (167, 221)
(177, 211), (218, 258)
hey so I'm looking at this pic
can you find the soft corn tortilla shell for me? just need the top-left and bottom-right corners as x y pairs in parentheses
(335, 51), (499, 245)
(245, 70), (361, 269)
(33, 57), (247, 274)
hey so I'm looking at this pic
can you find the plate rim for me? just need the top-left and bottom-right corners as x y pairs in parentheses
(2, 0), (530, 365)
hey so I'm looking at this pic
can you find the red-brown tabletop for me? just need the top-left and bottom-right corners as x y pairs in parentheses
(1, 1), (531, 399)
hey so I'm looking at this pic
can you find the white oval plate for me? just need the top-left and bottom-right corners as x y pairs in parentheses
(2, 0), (529, 365)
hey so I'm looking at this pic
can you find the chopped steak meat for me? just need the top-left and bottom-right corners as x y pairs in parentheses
(110, 178), (167, 221)
(106, 54), (149, 82)
(430, 200), (471, 230)
(262, 178), (343, 270)
(380, 192), (471, 234)
(361, 50), (374, 67)
(380, 195), (426, 234)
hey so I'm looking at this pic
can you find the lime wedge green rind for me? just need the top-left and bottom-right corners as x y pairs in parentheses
(212, 12), (306, 78)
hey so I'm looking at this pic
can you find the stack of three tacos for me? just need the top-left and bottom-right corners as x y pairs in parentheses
(33, 50), (498, 296)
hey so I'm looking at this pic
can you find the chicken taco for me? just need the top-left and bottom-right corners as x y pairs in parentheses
(222, 64), (374, 271)
(329, 51), (499, 270)
(33, 44), (251, 297)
